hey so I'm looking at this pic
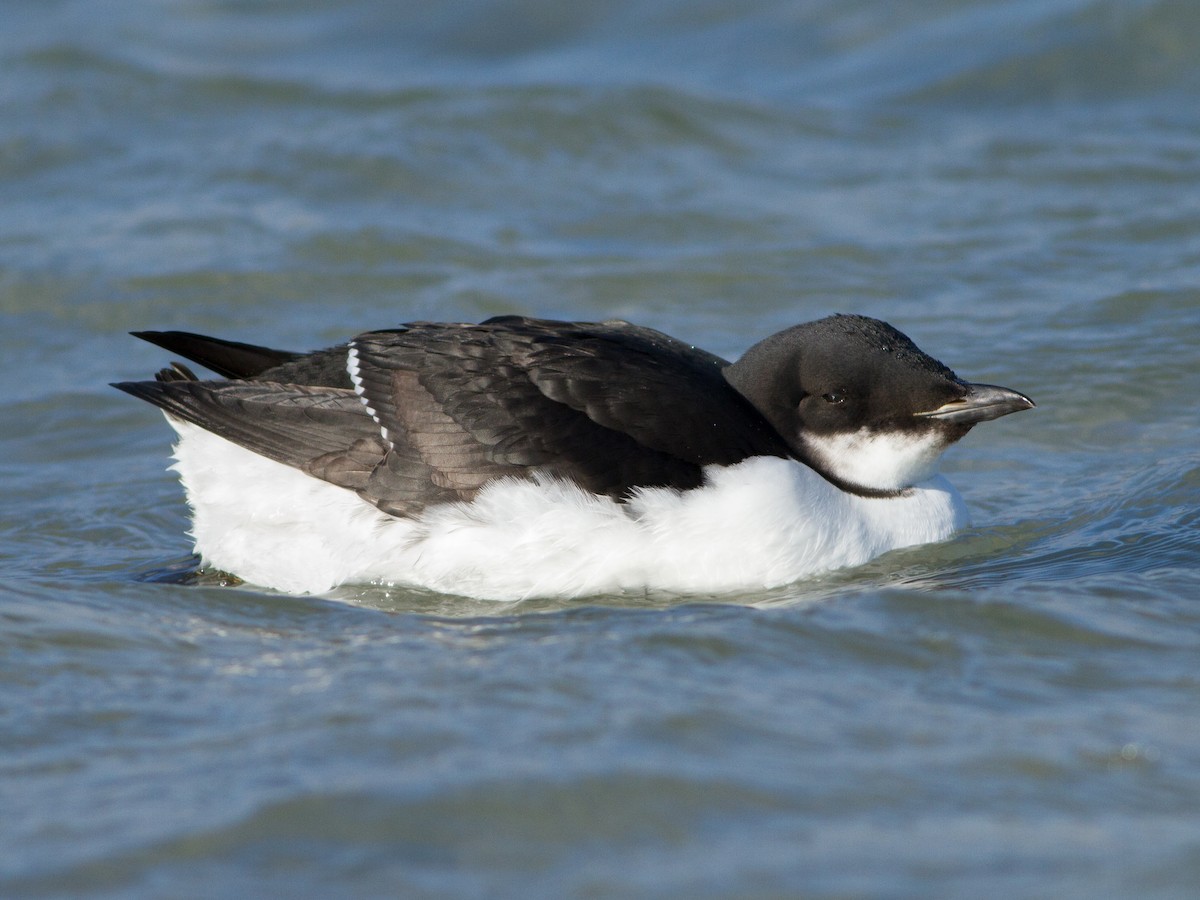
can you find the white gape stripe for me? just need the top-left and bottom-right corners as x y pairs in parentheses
(166, 417), (969, 600)
(346, 343), (391, 447)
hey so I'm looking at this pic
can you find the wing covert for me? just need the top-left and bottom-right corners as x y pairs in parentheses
(347, 317), (789, 500)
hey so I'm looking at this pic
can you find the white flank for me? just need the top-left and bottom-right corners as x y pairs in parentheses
(167, 417), (968, 600)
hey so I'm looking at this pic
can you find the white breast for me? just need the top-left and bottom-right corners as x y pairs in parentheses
(166, 417), (968, 600)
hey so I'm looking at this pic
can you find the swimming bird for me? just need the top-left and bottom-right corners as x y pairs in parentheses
(113, 314), (1034, 599)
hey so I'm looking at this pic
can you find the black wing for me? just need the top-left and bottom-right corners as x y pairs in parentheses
(113, 367), (461, 516)
(116, 316), (789, 516)
(346, 317), (789, 501)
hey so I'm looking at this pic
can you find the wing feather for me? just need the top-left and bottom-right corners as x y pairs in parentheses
(347, 317), (788, 500)
(118, 316), (790, 516)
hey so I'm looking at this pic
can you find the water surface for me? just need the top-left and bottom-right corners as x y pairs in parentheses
(3, 1), (1200, 897)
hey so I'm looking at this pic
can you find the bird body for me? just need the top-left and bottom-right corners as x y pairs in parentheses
(115, 314), (1033, 599)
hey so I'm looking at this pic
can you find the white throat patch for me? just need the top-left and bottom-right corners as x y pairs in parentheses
(803, 428), (948, 492)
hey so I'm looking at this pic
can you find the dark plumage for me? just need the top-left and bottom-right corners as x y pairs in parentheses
(115, 316), (790, 516)
(113, 314), (1034, 517)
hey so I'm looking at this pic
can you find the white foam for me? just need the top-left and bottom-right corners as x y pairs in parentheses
(167, 417), (968, 600)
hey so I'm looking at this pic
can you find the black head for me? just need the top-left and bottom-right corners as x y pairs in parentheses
(723, 314), (1034, 495)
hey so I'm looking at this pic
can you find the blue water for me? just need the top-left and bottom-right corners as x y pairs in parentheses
(3, 1), (1200, 896)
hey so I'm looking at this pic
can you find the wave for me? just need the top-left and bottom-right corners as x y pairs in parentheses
(14, 1), (1200, 110)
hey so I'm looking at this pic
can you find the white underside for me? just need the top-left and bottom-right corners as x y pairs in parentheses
(166, 418), (969, 601)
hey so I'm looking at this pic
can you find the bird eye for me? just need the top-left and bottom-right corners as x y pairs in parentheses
(822, 391), (846, 405)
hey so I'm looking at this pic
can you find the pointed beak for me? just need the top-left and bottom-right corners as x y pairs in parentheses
(915, 382), (1036, 425)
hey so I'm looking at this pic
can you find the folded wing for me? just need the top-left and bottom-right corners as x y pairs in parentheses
(115, 317), (789, 516)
